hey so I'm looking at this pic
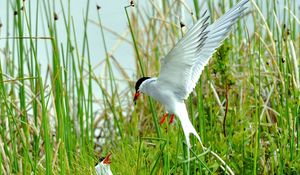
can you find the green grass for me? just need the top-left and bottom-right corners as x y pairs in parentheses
(0, 0), (299, 174)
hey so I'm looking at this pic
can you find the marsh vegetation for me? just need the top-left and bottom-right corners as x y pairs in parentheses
(0, 0), (299, 174)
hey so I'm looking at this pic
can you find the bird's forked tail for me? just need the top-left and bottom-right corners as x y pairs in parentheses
(175, 103), (203, 149)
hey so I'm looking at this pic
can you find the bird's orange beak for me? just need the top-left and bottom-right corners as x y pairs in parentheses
(133, 91), (141, 105)
(102, 153), (112, 164)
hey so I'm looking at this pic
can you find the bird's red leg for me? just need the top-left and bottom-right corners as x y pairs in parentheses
(160, 113), (168, 125)
(169, 114), (175, 124)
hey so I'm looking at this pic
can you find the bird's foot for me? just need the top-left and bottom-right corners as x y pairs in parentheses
(160, 113), (175, 125)
(169, 114), (175, 124)
(159, 113), (168, 125)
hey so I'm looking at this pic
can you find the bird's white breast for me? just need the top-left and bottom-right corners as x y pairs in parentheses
(140, 79), (179, 113)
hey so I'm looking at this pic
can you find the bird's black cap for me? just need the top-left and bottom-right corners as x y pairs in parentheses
(95, 157), (106, 166)
(135, 77), (150, 92)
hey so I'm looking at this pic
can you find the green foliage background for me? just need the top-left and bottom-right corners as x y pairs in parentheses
(0, 0), (299, 174)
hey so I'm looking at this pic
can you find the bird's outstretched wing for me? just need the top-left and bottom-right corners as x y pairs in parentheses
(157, 0), (248, 100)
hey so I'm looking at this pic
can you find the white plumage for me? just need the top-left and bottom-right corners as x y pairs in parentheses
(135, 0), (248, 149)
(95, 153), (113, 175)
(95, 164), (113, 175)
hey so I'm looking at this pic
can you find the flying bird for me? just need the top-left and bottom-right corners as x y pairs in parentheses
(95, 153), (113, 175)
(134, 0), (248, 149)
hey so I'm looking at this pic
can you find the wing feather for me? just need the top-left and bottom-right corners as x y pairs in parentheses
(157, 0), (248, 100)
